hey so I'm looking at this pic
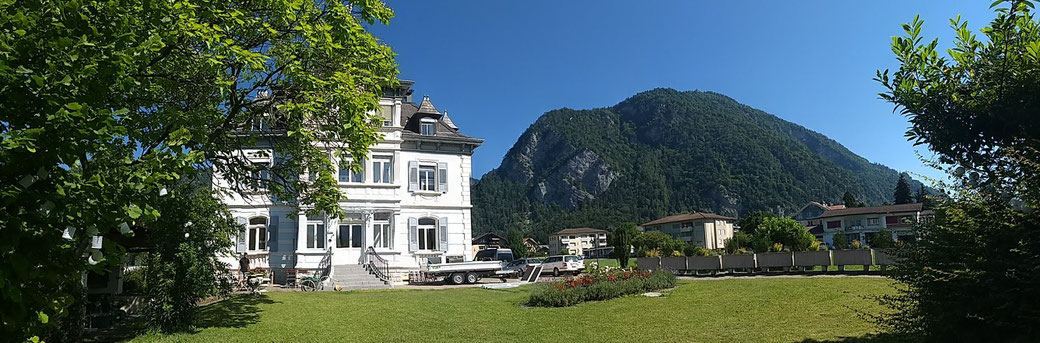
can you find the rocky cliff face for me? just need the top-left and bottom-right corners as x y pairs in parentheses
(499, 124), (619, 209)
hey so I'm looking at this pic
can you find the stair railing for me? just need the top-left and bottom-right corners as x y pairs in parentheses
(364, 246), (391, 283)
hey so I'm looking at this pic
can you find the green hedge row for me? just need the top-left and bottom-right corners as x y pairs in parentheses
(528, 269), (676, 307)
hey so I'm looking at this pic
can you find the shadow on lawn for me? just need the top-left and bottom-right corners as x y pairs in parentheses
(193, 295), (279, 330)
(798, 333), (916, 343)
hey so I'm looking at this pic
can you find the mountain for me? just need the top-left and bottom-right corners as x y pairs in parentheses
(471, 88), (925, 241)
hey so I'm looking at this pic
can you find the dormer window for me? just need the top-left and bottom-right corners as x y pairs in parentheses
(420, 119), (436, 136)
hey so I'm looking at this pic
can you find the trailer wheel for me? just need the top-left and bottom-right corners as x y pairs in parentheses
(449, 273), (465, 285)
(465, 272), (478, 284)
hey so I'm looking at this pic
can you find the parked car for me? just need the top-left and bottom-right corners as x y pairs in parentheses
(502, 258), (542, 276)
(541, 255), (584, 276)
(473, 248), (514, 262)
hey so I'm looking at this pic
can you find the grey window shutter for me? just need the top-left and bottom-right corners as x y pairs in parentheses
(389, 213), (396, 247)
(236, 228), (247, 253)
(438, 216), (448, 252)
(408, 161), (418, 192)
(408, 217), (418, 252)
(267, 216), (277, 251)
(437, 162), (448, 193)
(235, 217), (247, 252)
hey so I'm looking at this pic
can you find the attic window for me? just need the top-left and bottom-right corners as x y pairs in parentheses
(420, 118), (436, 136)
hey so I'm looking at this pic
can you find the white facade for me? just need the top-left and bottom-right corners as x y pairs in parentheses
(818, 203), (931, 247)
(548, 229), (608, 256)
(215, 82), (483, 283)
(641, 213), (736, 250)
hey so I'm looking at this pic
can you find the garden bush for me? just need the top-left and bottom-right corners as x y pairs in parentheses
(528, 268), (676, 307)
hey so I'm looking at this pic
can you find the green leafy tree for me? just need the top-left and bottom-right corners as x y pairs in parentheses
(869, 229), (895, 249)
(145, 184), (238, 332)
(894, 175), (913, 204)
(0, 0), (397, 339)
(633, 231), (685, 257)
(843, 192), (860, 208)
(736, 211), (777, 236)
(608, 222), (639, 268)
(831, 231), (849, 250)
(505, 226), (530, 259)
(874, 1), (1040, 340)
(757, 217), (817, 252)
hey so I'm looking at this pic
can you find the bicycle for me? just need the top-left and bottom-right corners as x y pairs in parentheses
(299, 275), (328, 291)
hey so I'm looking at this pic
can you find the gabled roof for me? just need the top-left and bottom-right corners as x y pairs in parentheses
(641, 212), (736, 227)
(441, 111), (458, 130)
(472, 232), (504, 243)
(551, 228), (607, 236)
(400, 101), (482, 144)
(819, 203), (924, 219)
(416, 95), (440, 115)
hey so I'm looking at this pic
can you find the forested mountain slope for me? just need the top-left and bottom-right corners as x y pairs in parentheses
(472, 88), (924, 240)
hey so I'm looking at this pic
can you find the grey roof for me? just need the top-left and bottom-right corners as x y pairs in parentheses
(416, 95), (440, 115)
(441, 111), (459, 130)
(400, 100), (482, 144)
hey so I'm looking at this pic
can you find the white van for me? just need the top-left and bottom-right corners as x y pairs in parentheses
(541, 255), (584, 276)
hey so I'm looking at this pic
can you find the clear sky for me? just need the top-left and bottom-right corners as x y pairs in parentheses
(370, 1), (995, 182)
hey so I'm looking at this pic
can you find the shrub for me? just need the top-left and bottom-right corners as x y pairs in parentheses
(528, 268), (676, 307)
(850, 240), (863, 249)
(122, 267), (147, 295)
(832, 232), (849, 249)
(870, 229), (895, 249)
(769, 243), (784, 252)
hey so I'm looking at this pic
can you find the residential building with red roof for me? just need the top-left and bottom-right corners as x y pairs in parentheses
(818, 203), (933, 247)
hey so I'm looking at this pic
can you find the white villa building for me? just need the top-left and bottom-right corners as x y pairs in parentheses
(214, 81), (483, 285)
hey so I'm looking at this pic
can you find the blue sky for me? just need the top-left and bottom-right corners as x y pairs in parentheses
(370, 1), (995, 182)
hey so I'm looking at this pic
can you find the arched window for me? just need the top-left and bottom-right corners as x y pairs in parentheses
(417, 217), (437, 250)
(248, 217), (268, 251)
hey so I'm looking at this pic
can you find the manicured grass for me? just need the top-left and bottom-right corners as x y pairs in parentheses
(131, 277), (895, 342)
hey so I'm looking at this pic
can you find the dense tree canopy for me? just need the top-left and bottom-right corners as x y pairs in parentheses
(894, 175), (913, 204)
(875, 1), (1040, 340)
(0, 0), (397, 339)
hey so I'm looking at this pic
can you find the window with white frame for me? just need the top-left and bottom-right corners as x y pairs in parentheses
(417, 217), (437, 250)
(248, 217), (267, 251)
(249, 163), (270, 190)
(418, 165), (437, 191)
(867, 218), (880, 226)
(379, 105), (394, 127)
(420, 119), (435, 136)
(373, 212), (393, 248)
(306, 217), (325, 249)
(339, 159), (364, 183)
(371, 156), (393, 184)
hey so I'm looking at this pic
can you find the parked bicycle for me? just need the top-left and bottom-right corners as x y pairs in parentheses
(299, 275), (328, 291)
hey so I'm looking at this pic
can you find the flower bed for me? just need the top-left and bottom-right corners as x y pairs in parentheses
(528, 268), (676, 307)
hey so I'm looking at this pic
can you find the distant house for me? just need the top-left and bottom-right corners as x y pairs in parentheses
(641, 213), (736, 250)
(522, 237), (546, 255)
(818, 203), (933, 247)
(549, 228), (608, 256)
(793, 202), (846, 227)
(471, 232), (504, 257)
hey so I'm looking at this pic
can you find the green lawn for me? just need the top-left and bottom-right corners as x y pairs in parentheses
(131, 277), (896, 342)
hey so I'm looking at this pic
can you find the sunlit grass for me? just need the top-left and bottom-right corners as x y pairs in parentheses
(131, 277), (895, 342)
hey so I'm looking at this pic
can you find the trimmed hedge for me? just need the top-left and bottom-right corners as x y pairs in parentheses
(528, 268), (676, 307)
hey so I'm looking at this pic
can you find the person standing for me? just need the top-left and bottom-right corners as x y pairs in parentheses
(238, 253), (250, 287)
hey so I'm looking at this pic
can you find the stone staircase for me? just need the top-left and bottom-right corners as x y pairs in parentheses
(330, 264), (392, 291)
